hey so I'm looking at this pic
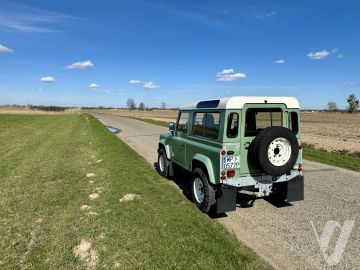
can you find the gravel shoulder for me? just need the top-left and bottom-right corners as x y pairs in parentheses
(90, 112), (360, 270)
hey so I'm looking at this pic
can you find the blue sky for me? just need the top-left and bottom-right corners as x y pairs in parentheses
(0, 0), (359, 109)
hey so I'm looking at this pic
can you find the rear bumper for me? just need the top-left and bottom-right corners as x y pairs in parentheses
(221, 171), (302, 188)
(214, 176), (304, 213)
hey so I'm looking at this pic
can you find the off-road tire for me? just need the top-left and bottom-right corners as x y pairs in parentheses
(249, 126), (299, 176)
(157, 148), (169, 178)
(191, 168), (216, 213)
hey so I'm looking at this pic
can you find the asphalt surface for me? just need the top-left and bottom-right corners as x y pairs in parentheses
(90, 112), (360, 270)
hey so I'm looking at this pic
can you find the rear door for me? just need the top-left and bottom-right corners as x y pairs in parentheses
(239, 104), (287, 175)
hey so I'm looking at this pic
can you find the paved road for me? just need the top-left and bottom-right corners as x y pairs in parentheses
(90, 112), (360, 270)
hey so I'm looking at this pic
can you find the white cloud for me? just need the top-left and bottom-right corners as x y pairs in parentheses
(0, 3), (78, 33)
(65, 60), (94, 69)
(256, 11), (276, 19)
(39, 76), (55, 82)
(219, 69), (234, 74)
(274, 59), (285, 64)
(307, 50), (329, 60)
(89, 83), (99, 89)
(143, 81), (159, 89)
(331, 48), (343, 59)
(0, 44), (13, 54)
(266, 11), (276, 17)
(216, 68), (246, 82)
(129, 79), (142, 84)
(89, 86), (124, 96)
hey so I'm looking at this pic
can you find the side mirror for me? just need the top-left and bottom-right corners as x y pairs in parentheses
(169, 122), (175, 135)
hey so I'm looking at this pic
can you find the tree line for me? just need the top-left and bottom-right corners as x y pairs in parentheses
(126, 98), (167, 111)
(327, 94), (359, 113)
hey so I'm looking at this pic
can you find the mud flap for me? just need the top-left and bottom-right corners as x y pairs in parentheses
(287, 175), (304, 202)
(215, 185), (237, 213)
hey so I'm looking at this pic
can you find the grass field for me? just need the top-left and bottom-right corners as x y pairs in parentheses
(0, 114), (270, 269)
(303, 144), (360, 172)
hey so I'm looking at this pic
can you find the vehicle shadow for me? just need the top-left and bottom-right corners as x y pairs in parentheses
(153, 162), (193, 201)
(264, 197), (293, 208)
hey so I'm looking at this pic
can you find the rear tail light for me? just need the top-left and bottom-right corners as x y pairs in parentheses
(298, 163), (303, 172)
(221, 149), (226, 156)
(220, 175), (226, 181)
(227, 170), (235, 177)
(298, 144), (302, 150)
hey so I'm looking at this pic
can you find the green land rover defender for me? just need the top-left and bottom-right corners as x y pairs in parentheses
(157, 96), (304, 213)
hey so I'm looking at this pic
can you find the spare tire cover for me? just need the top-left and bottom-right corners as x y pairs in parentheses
(249, 126), (299, 176)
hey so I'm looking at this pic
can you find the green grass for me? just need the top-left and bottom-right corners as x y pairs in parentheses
(303, 144), (360, 172)
(0, 114), (270, 269)
(130, 116), (360, 173)
(126, 116), (170, 127)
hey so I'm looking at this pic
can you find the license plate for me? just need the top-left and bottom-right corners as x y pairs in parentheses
(223, 155), (240, 169)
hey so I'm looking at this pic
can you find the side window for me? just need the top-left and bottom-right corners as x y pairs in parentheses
(176, 112), (189, 133)
(289, 112), (299, 134)
(192, 112), (205, 136)
(245, 108), (282, 137)
(227, 113), (239, 138)
(192, 112), (220, 139)
(204, 112), (220, 139)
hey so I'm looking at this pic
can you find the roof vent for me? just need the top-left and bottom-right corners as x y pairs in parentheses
(196, 100), (220, 109)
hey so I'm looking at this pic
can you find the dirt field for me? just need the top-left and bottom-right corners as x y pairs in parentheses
(94, 109), (360, 153)
(301, 112), (360, 153)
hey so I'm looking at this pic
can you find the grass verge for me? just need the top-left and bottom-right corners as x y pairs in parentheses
(0, 114), (270, 269)
(302, 144), (360, 172)
(127, 116), (169, 127)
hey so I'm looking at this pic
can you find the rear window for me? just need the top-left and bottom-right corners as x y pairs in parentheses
(192, 112), (220, 139)
(245, 108), (282, 137)
(289, 112), (299, 134)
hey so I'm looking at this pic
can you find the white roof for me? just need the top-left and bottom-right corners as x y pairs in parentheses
(181, 96), (300, 110)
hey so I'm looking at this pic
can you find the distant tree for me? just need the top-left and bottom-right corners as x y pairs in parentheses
(161, 102), (166, 110)
(127, 98), (136, 110)
(138, 102), (145, 111)
(327, 102), (337, 112)
(347, 94), (359, 113)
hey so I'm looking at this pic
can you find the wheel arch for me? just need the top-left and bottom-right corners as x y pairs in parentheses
(192, 154), (216, 184)
(158, 140), (171, 159)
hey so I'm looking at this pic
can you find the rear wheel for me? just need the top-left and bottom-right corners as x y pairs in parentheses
(191, 168), (216, 213)
(157, 148), (169, 178)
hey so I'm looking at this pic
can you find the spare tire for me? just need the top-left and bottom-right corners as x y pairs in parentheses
(249, 126), (299, 176)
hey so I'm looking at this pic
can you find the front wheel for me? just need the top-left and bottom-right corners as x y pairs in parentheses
(157, 148), (169, 178)
(191, 168), (216, 213)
